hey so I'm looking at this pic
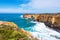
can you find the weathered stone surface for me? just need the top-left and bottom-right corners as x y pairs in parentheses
(23, 14), (60, 28)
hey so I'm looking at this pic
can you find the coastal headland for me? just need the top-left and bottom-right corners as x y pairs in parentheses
(23, 13), (60, 30)
(0, 21), (38, 40)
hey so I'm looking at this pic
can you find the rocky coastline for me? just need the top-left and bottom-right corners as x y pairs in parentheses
(0, 21), (38, 40)
(23, 14), (60, 30)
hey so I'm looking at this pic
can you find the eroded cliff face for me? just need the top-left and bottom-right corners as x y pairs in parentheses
(23, 14), (39, 21)
(23, 14), (60, 28)
(0, 21), (38, 40)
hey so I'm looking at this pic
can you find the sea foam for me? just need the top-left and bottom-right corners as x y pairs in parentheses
(30, 21), (60, 40)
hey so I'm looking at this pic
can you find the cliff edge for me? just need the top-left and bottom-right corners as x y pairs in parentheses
(0, 21), (38, 40)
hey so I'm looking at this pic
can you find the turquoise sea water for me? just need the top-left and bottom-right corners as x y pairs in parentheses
(0, 13), (60, 40)
(0, 13), (36, 29)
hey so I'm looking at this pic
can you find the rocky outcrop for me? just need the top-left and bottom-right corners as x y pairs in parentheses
(23, 14), (39, 21)
(0, 21), (38, 40)
(23, 14), (60, 29)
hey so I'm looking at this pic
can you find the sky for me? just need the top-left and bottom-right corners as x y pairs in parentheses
(0, 0), (60, 13)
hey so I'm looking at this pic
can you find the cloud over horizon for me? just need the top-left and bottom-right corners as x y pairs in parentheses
(0, 0), (60, 13)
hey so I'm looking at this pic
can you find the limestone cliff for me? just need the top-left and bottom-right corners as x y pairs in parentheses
(23, 14), (60, 28)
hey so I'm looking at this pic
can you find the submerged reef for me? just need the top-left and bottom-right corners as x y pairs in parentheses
(0, 21), (38, 40)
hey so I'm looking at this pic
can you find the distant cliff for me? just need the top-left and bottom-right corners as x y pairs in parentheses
(23, 14), (60, 29)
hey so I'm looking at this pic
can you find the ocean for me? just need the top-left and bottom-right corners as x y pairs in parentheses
(0, 14), (36, 28)
(0, 13), (60, 40)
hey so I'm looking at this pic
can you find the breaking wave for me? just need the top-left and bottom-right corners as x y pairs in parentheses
(25, 21), (60, 40)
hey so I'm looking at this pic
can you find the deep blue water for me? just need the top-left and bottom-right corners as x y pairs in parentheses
(0, 13), (36, 29)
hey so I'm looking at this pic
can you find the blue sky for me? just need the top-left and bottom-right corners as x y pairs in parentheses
(0, 0), (60, 13)
(0, 0), (29, 8)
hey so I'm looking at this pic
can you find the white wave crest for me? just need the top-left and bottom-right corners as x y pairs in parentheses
(20, 15), (23, 18)
(30, 21), (60, 40)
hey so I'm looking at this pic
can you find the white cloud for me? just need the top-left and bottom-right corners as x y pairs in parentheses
(20, 0), (60, 13)
(0, 0), (60, 13)
(0, 8), (22, 13)
(0, 8), (39, 13)
(28, 0), (60, 8)
(20, 0), (60, 8)
(19, 0), (60, 13)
